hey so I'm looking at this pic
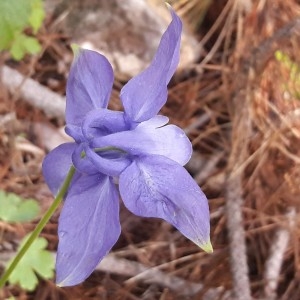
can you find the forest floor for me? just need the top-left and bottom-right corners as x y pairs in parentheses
(1, 0), (300, 299)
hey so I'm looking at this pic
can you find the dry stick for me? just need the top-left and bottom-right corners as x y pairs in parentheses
(264, 208), (296, 300)
(0, 251), (225, 298)
(0, 66), (65, 119)
(225, 106), (252, 300)
(225, 17), (300, 300)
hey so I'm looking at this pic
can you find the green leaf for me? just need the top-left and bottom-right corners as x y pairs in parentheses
(10, 34), (26, 60)
(0, 20), (14, 51)
(0, 0), (31, 31)
(0, 0), (30, 50)
(23, 36), (42, 54)
(0, 0), (43, 58)
(7, 235), (55, 291)
(10, 33), (41, 60)
(29, 0), (45, 33)
(0, 190), (40, 223)
(275, 50), (300, 100)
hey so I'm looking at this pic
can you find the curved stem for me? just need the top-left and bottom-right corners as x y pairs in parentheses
(94, 146), (127, 154)
(0, 166), (76, 288)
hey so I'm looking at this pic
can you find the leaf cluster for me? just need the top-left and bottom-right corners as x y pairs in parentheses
(0, 191), (55, 291)
(0, 0), (45, 60)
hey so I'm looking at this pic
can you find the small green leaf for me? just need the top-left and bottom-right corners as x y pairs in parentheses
(0, 0), (31, 31)
(274, 50), (300, 100)
(275, 50), (284, 62)
(0, 0), (43, 59)
(0, 0), (30, 51)
(10, 33), (41, 60)
(0, 19), (14, 51)
(7, 235), (55, 291)
(29, 0), (45, 33)
(23, 35), (42, 54)
(0, 190), (40, 223)
(10, 34), (26, 60)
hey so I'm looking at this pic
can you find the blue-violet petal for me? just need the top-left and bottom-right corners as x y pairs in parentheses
(65, 124), (85, 143)
(71, 143), (99, 175)
(82, 109), (129, 140)
(66, 48), (114, 126)
(92, 121), (192, 166)
(119, 155), (211, 251)
(56, 174), (121, 286)
(84, 144), (132, 177)
(42, 143), (76, 196)
(120, 8), (182, 124)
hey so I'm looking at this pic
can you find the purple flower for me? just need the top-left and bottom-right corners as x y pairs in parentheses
(42, 9), (211, 287)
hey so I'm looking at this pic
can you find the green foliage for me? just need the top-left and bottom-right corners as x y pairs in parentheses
(275, 50), (300, 100)
(10, 33), (42, 61)
(0, 0), (44, 60)
(0, 191), (55, 290)
(29, 0), (45, 33)
(7, 235), (55, 291)
(0, 190), (40, 223)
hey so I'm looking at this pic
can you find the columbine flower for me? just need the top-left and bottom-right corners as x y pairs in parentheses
(42, 8), (211, 287)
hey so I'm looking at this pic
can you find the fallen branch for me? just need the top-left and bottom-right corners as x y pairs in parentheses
(225, 167), (251, 300)
(0, 251), (227, 298)
(97, 254), (203, 296)
(1, 66), (65, 119)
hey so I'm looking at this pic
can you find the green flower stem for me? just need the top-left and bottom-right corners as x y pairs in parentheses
(94, 146), (127, 154)
(0, 165), (76, 288)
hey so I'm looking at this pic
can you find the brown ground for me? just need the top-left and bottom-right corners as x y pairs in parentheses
(1, 0), (300, 299)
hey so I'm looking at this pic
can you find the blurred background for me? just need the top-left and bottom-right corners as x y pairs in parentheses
(0, 0), (300, 299)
